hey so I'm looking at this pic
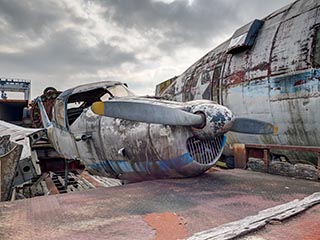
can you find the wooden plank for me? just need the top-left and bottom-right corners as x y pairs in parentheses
(78, 170), (105, 188)
(188, 192), (320, 240)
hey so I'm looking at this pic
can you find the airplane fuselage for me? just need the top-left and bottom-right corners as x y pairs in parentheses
(156, 0), (320, 162)
(46, 93), (229, 182)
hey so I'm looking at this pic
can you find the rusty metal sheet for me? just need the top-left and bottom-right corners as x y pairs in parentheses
(0, 136), (22, 201)
(232, 143), (247, 169)
(0, 169), (319, 240)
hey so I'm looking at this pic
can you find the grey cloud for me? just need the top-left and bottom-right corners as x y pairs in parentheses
(99, 0), (294, 51)
(0, 29), (137, 74)
(100, 0), (240, 48)
(0, 0), (63, 37)
(0, 0), (89, 50)
(0, 0), (295, 97)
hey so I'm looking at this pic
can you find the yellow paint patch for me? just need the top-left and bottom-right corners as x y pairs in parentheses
(91, 101), (104, 115)
(274, 125), (279, 135)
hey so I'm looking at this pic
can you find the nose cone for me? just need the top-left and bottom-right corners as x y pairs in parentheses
(216, 105), (235, 133)
(191, 103), (235, 139)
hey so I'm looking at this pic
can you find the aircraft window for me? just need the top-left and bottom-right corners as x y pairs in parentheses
(101, 85), (135, 101)
(314, 28), (320, 67)
(54, 99), (66, 127)
(65, 84), (135, 126)
(67, 101), (85, 125)
(67, 102), (84, 109)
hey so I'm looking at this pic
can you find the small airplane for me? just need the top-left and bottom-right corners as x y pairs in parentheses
(0, 81), (276, 183)
(155, 0), (320, 163)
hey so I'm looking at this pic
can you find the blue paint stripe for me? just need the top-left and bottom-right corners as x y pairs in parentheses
(227, 69), (320, 98)
(89, 153), (193, 174)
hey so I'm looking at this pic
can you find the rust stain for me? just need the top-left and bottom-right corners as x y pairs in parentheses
(206, 167), (220, 173)
(144, 212), (188, 240)
(293, 79), (306, 86)
(301, 220), (320, 240)
(250, 61), (269, 71)
(230, 70), (246, 85)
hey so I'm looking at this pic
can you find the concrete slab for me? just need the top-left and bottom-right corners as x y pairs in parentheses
(0, 169), (319, 240)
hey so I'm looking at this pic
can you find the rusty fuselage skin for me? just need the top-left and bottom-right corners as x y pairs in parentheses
(157, 0), (320, 161)
(46, 82), (229, 182)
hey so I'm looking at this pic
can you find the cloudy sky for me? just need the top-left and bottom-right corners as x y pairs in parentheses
(0, 0), (294, 98)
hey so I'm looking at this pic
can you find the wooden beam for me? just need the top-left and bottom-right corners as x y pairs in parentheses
(188, 192), (320, 240)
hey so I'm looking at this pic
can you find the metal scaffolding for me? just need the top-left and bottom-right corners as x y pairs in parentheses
(0, 78), (31, 100)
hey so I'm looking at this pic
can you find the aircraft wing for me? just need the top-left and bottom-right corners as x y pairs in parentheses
(0, 120), (39, 140)
(0, 120), (42, 160)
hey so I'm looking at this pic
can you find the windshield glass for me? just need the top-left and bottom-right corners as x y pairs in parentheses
(101, 84), (135, 101)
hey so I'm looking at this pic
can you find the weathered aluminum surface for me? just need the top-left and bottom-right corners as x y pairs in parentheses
(58, 80), (124, 102)
(0, 120), (38, 160)
(42, 79), (233, 182)
(0, 169), (319, 240)
(157, 0), (320, 161)
(66, 104), (227, 182)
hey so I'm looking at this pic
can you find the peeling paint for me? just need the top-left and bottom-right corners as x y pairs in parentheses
(156, 0), (320, 162)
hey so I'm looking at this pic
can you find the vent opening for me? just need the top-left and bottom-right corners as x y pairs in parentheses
(187, 135), (225, 166)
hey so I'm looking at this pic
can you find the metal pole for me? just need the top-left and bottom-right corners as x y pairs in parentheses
(263, 149), (270, 172)
(64, 159), (69, 190)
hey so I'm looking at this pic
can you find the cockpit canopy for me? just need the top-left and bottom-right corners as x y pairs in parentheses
(53, 81), (134, 128)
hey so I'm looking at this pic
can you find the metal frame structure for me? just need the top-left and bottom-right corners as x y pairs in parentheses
(233, 143), (320, 178)
(0, 78), (31, 101)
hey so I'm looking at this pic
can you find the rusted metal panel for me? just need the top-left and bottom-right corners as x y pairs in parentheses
(0, 100), (28, 124)
(44, 173), (60, 195)
(263, 149), (270, 172)
(30, 89), (61, 128)
(232, 143), (247, 169)
(0, 136), (22, 201)
(0, 169), (320, 239)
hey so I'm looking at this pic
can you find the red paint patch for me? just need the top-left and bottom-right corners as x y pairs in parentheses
(294, 79), (306, 86)
(144, 212), (188, 240)
(230, 71), (246, 85)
